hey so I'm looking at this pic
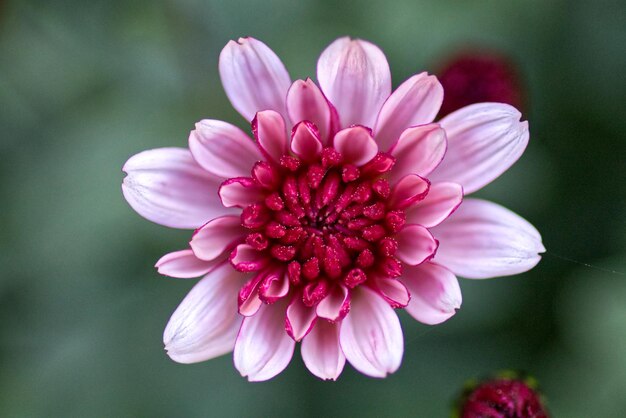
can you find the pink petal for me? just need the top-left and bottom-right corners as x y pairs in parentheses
(316, 284), (350, 322)
(234, 301), (296, 381)
(290, 121), (323, 162)
(286, 78), (335, 144)
(401, 262), (462, 325)
(218, 177), (265, 208)
(230, 244), (269, 273)
(219, 37), (291, 122)
(389, 124), (447, 181)
(238, 272), (265, 317)
(372, 277), (410, 308)
(389, 174), (430, 209)
(405, 182), (463, 228)
(285, 296), (317, 341)
(395, 224), (438, 266)
(155, 249), (221, 278)
(122, 148), (231, 229)
(431, 103), (529, 194)
(190, 215), (245, 261)
(252, 110), (289, 163)
(333, 126), (378, 166)
(374, 73), (444, 151)
(239, 293), (262, 317)
(252, 161), (280, 190)
(431, 198), (545, 279)
(163, 262), (246, 363)
(339, 287), (403, 378)
(189, 119), (262, 179)
(258, 269), (290, 304)
(317, 37), (391, 128)
(301, 320), (346, 380)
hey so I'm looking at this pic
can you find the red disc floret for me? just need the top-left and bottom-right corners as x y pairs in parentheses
(234, 145), (405, 307)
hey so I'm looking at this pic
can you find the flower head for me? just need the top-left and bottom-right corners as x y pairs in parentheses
(455, 374), (549, 418)
(122, 37), (545, 381)
(437, 49), (525, 117)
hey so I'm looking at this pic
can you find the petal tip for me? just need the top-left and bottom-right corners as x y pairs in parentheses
(538, 242), (547, 254)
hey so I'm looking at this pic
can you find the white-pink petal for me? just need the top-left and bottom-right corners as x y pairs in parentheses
(163, 262), (245, 363)
(317, 37), (391, 128)
(339, 287), (403, 378)
(432, 198), (545, 279)
(431, 103), (529, 194)
(155, 249), (220, 278)
(301, 320), (346, 381)
(190, 216), (245, 261)
(252, 110), (289, 163)
(290, 121), (323, 162)
(238, 273), (264, 317)
(287, 78), (335, 144)
(389, 124), (447, 182)
(230, 244), (269, 273)
(405, 182), (463, 228)
(316, 284), (350, 322)
(218, 177), (265, 208)
(258, 270), (290, 303)
(234, 301), (296, 382)
(401, 262), (462, 325)
(285, 296), (317, 341)
(373, 277), (410, 308)
(122, 148), (231, 229)
(395, 224), (438, 266)
(219, 37), (291, 122)
(333, 126), (378, 167)
(189, 119), (262, 179)
(374, 73), (444, 151)
(389, 174), (430, 209)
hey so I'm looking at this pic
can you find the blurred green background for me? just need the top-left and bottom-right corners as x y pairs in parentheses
(1, 0), (625, 416)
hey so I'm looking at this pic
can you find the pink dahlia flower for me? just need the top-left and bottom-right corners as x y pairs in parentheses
(122, 37), (545, 381)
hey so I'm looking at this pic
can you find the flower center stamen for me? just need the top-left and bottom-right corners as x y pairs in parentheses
(238, 147), (404, 295)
